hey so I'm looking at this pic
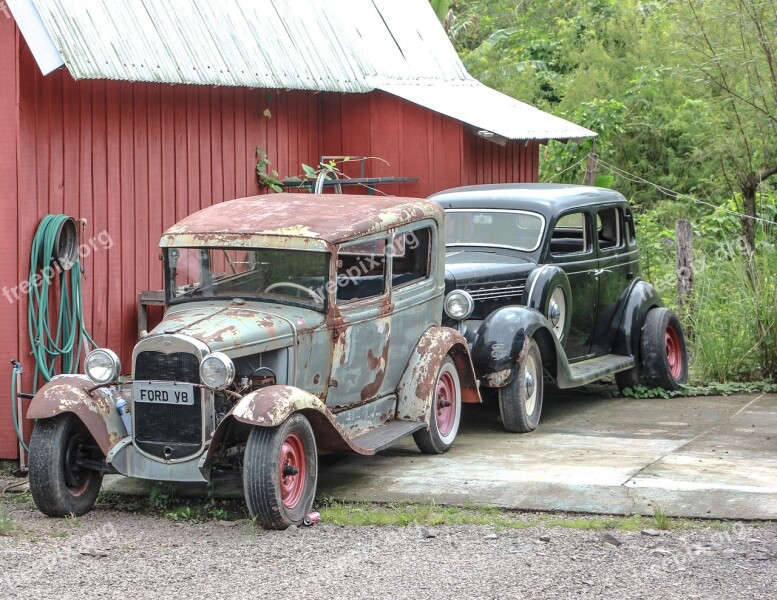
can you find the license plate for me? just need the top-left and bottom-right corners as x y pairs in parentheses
(134, 381), (196, 405)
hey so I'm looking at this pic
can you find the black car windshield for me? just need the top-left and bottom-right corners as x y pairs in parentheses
(166, 247), (329, 309)
(445, 209), (545, 252)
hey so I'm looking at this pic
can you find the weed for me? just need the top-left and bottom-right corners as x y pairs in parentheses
(165, 506), (195, 522)
(0, 461), (17, 478)
(149, 483), (175, 510)
(0, 509), (14, 536)
(653, 506), (671, 530)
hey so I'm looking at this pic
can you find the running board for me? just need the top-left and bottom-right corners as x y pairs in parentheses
(559, 354), (635, 389)
(351, 420), (426, 453)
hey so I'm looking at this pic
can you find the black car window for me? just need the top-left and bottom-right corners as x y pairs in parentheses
(336, 238), (387, 303)
(550, 212), (592, 256)
(596, 208), (624, 250)
(392, 226), (431, 288)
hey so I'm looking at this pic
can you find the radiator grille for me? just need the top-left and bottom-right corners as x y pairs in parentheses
(467, 280), (527, 318)
(134, 351), (202, 457)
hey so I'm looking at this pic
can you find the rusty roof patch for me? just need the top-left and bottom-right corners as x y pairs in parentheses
(160, 194), (444, 249)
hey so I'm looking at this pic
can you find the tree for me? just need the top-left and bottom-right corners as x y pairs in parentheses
(677, 0), (777, 250)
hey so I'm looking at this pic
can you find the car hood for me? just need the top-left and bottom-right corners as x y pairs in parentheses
(444, 249), (537, 289)
(147, 301), (326, 354)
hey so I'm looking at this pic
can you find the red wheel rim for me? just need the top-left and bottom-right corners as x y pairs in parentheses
(435, 371), (456, 437)
(665, 326), (683, 379)
(279, 432), (306, 509)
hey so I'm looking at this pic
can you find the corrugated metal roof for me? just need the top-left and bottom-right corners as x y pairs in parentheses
(380, 81), (597, 141)
(26, 0), (596, 141)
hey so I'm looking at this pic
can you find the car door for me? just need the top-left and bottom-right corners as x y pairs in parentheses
(591, 204), (639, 355)
(546, 210), (598, 359)
(328, 236), (393, 409)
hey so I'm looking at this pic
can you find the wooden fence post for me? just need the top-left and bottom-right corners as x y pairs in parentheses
(675, 219), (694, 309)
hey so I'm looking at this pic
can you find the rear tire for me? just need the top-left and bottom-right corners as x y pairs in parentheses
(499, 338), (544, 433)
(413, 356), (462, 454)
(641, 308), (688, 390)
(28, 413), (104, 517)
(243, 414), (318, 529)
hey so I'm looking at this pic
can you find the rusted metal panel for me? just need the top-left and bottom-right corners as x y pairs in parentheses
(26, 375), (127, 455)
(396, 326), (481, 423)
(159, 194), (445, 250)
(227, 384), (375, 455)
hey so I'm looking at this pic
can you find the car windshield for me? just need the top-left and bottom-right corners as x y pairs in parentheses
(445, 209), (545, 252)
(166, 247), (329, 310)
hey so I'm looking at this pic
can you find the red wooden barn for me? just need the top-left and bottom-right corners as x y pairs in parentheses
(0, 0), (594, 459)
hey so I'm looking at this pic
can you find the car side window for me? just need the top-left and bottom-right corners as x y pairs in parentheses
(336, 238), (387, 304)
(392, 226), (432, 288)
(624, 208), (637, 246)
(596, 208), (624, 251)
(550, 211), (592, 256)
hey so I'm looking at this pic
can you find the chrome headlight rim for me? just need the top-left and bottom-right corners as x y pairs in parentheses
(444, 290), (475, 321)
(84, 348), (121, 385)
(199, 352), (235, 391)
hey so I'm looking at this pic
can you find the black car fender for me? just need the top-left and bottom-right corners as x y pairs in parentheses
(469, 306), (562, 388)
(611, 279), (664, 359)
(522, 265), (572, 343)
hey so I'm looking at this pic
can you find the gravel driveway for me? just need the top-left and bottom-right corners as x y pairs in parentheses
(1, 496), (775, 600)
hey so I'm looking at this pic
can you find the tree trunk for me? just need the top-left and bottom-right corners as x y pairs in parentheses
(675, 219), (694, 312)
(741, 171), (758, 253)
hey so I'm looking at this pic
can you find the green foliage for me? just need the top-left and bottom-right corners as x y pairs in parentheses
(653, 506), (670, 530)
(149, 483), (175, 510)
(0, 509), (14, 536)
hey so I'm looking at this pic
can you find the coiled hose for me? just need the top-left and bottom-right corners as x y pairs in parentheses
(11, 215), (98, 451)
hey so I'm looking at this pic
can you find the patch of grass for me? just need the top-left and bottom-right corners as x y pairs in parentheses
(49, 530), (70, 538)
(0, 509), (14, 536)
(0, 461), (18, 478)
(653, 506), (671, 530)
(541, 514), (646, 531)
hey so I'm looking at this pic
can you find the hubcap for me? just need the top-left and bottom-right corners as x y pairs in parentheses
(435, 371), (456, 437)
(665, 326), (683, 379)
(549, 287), (566, 339)
(524, 355), (538, 415)
(279, 432), (306, 509)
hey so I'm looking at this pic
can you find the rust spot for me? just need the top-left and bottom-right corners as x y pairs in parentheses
(313, 373), (320, 384)
(360, 342), (390, 402)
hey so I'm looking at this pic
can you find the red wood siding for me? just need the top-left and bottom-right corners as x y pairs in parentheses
(0, 18), (19, 458)
(0, 42), (539, 459)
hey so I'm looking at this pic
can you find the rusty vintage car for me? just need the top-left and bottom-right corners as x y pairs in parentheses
(26, 194), (481, 528)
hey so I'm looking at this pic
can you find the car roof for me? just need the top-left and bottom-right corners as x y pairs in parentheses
(160, 193), (443, 250)
(429, 184), (628, 218)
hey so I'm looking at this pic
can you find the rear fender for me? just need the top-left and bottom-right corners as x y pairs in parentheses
(611, 279), (663, 358)
(396, 326), (480, 423)
(26, 375), (127, 455)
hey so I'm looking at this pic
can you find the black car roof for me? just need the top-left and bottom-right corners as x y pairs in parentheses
(429, 184), (628, 218)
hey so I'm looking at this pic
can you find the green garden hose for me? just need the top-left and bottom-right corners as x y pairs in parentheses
(10, 214), (98, 452)
(27, 214), (98, 388)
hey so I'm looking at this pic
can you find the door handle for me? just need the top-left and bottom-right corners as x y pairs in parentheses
(594, 268), (612, 277)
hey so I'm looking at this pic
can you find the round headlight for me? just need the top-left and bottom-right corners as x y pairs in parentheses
(444, 290), (474, 321)
(199, 352), (235, 390)
(84, 349), (121, 385)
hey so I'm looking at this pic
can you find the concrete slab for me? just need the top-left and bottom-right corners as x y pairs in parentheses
(103, 391), (777, 520)
(316, 391), (777, 520)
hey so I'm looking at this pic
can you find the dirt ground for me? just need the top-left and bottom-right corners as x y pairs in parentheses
(1, 492), (775, 600)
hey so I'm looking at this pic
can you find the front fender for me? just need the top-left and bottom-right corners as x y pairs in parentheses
(26, 375), (127, 455)
(396, 326), (480, 423)
(203, 386), (366, 477)
(470, 306), (556, 382)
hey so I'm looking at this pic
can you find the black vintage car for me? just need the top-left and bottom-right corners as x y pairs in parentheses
(431, 184), (687, 433)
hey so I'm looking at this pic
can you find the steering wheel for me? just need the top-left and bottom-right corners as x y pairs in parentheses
(264, 281), (323, 303)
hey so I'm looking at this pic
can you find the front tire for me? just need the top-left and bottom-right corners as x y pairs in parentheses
(28, 413), (104, 517)
(243, 414), (318, 529)
(499, 338), (544, 433)
(641, 308), (688, 390)
(413, 356), (462, 454)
